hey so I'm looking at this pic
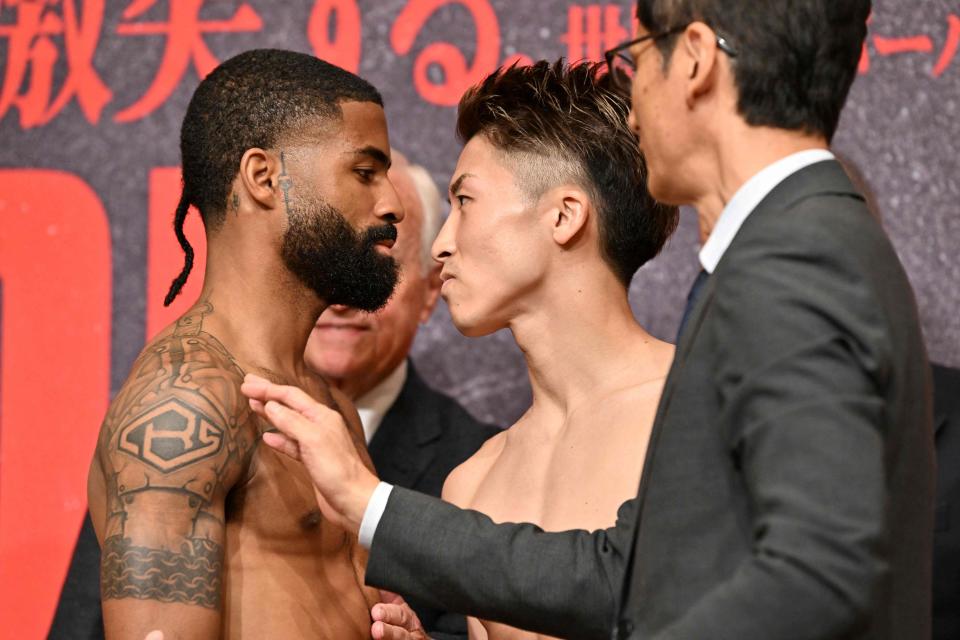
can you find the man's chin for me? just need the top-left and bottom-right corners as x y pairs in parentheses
(450, 313), (500, 339)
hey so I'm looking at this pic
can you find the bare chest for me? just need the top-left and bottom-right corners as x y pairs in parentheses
(468, 405), (654, 532)
(224, 445), (355, 558)
(220, 446), (374, 638)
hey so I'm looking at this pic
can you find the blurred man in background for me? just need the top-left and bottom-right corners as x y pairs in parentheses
(305, 151), (499, 638)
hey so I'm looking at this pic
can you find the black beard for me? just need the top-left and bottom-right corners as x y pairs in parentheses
(280, 197), (400, 312)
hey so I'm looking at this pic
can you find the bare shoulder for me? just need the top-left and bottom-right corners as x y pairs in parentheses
(617, 335), (675, 397)
(91, 302), (259, 611)
(95, 302), (258, 489)
(442, 429), (508, 507)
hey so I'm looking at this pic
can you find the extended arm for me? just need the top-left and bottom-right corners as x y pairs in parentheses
(368, 487), (630, 640)
(244, 374), (631, 640)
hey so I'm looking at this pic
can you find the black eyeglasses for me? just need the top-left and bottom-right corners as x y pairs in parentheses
(604, 25), (738, 88)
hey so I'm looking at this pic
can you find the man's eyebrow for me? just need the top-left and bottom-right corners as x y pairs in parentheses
(448, 173), (475, 195)
(350, 146), (391, 169)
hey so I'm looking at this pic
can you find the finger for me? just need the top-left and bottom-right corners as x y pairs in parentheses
(371, 621), (411, 640)
(262, 431), (302, 460)
(144, 632), (164, 640)
(251, 380), (328, 419)
(240, 374), (271, 400)
(263, 400), (314, 441)
(371, 603), (411, 628)
(248, 398), (266, 415)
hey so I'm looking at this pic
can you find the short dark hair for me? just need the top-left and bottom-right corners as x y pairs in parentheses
(165, 48), (383, 305)
(636, 0), (870, 142)
(456, 59), (679, 287)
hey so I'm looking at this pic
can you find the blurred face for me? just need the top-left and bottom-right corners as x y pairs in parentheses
(281, 101), (404, 311)
(305, 156), (442, 398)
(432, 135), (552, 337)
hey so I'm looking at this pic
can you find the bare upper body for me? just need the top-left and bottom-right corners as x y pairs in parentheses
(442, 337), (672, 640)
(88, 301), (378, 639)
(433, 124), (678, 640)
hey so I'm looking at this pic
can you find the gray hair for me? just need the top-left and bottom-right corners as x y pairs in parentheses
(404, 162), (445, 273)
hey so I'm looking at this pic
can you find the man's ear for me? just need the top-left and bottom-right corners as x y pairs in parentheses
(238, 147), (281, 210)
(419, 262), (443, 324)
(678, 22), (721, 107)
(550, 189), (590, 247)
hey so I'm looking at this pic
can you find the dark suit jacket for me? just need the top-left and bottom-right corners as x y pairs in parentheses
(365, 160), (935, 640)
(49, 362), (498, 640)
(932, 363), (960, 640)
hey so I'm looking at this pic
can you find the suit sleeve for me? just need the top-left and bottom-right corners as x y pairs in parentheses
(365, 487), (634, 640)
(657, 202), (896, 639)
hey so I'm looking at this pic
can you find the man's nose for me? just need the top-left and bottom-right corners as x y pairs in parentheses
(431, 215), (456, 263)
(376, 178), (405, 224)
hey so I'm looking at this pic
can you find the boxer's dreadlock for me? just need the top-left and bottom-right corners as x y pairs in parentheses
(164, 49), (383, 306)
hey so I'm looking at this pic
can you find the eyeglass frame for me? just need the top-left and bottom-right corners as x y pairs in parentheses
(604, 24), (738, 78)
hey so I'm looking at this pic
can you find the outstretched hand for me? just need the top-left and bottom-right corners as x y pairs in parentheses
(241, 373), (380, 534)
(371, 591), (430, 640)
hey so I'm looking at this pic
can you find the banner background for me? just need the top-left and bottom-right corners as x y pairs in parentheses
(1, 0), (958, 636)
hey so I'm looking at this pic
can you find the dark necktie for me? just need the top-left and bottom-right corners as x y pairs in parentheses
(675, 269), (709, 343)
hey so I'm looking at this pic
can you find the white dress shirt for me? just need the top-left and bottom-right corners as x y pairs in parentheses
(699, 149), (835, 273)
(359, 148), (838, 550)
(355, 359), (408, 445)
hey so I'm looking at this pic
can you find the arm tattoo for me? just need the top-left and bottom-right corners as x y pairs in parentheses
(101, 535), (222, 609)
(96, 300), (257, 609)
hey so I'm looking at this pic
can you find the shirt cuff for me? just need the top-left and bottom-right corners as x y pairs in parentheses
(358, 481), (394, 549)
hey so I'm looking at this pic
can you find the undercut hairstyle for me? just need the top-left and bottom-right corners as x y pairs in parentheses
(456, 59), (679, 287)
(165, 48), (383, 305)
(636, 0), (871, 142)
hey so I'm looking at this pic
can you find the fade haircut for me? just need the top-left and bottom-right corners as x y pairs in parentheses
(456, 59), (678, 287)
(636, 0), (871, 141)
(165, 48), (383, 305)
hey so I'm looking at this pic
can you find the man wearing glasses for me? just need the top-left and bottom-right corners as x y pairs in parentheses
(245, 1), (934, 638)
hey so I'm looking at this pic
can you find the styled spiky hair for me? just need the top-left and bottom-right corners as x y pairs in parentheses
(456, 59), (678, 286)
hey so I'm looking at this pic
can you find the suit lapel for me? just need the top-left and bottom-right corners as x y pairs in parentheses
(369, 364), (443, 489)
(620, 160), (865, 603)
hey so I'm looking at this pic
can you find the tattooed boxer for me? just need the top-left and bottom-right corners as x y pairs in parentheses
(88, 49), (402, 639)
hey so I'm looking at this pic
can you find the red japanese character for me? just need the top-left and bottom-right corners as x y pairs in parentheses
(390, 0), (502, 107)
(873, 33), (933, 56)
(562, 4), (628, 63)
(0, 0), (111, 128)
(114, 0), (262, 123)
(933, 14), (959, 77)
(308, 0), (361, 73)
